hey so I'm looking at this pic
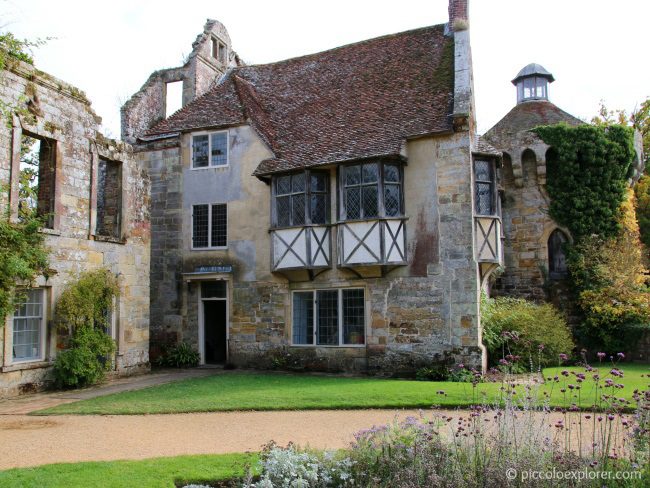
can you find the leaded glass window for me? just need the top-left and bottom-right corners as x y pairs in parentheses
(291, 289), (365, 346)
(293, 292), (314, 345)
(474, 159), (495, 215)
(192, 203), (227, 248)
(273, 171), (329, 227)
(192, 131), (228, 168)
(341, 162), (403, 220)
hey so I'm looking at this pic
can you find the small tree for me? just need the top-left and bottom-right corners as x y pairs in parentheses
(53, 269), (119, 388)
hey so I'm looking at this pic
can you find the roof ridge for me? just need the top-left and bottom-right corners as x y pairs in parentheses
(237, 23), (445, 71)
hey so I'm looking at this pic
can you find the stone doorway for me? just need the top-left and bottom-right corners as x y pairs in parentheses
(199, 281), (228, 364)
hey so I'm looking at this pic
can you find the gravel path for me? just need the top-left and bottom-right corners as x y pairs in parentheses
(0, 409), (428, 469)
(0, 408), (631, 470)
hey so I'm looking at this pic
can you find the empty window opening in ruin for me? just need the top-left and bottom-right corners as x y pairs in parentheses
(211, 37), (227, 64)
(548, 229), (569, 280)
(165, 81), (183, 118)
(19, 133), (56, 228)
(96, 158), (123, 239)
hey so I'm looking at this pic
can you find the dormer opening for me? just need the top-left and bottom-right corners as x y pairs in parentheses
(512, 63), (554, 103)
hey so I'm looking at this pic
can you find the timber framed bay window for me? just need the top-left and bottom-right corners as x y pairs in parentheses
(339, 162), (403, 220)
(192, 130), (228, 168)
(337, 161), (407, 266)
(192, 203), (227, 249)
(272, 171), (329, 228)
(292, 288), (365, 346)
(270, 171), (332, 271)
(473, 157), (502, 264)
(474, 159), (496, 216)
(11, 288), (47, 363)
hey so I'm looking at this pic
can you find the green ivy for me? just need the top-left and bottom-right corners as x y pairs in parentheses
(534, 124), (635, 241)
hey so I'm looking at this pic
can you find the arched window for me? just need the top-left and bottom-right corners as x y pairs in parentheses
(548, 229), (569, 279)
(522, 149), (537, 186)
(502, 152), (514, 186)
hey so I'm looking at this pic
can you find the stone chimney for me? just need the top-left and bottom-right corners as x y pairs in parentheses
(448, 0), (469, 31)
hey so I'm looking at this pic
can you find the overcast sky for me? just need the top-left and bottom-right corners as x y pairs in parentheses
(2, 0), (648, 138)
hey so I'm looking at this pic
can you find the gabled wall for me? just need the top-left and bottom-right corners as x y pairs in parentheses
(121, 19), (242, 144)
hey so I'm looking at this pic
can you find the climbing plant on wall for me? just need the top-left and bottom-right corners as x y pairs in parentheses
(534, 124), (648, 352)
(534, 123), (635, 241)
(53, 269), (119, 388)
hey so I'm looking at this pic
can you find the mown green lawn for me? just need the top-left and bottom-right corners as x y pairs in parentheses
(0, 453), (256, 488)
(35, 364), (650, 415)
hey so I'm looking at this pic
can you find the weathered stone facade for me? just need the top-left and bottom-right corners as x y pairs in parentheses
(0, 57), (150, 397)
(130, 3), (491, 375)
(483, 71), (583, 301)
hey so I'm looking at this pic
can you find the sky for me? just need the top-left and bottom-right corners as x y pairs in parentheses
(2, 0), (648, 138)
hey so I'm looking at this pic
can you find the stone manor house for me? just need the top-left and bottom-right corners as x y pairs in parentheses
(4, 0), (641, 395)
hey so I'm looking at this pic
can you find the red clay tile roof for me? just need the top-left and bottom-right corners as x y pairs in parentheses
(145, 25), (455, 176)
(474, 136), (501, 157)
(483, 100), (583, 148)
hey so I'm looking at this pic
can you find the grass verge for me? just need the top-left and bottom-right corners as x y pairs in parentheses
(34, 365), (650, 415)
(0, 453), (256, 488)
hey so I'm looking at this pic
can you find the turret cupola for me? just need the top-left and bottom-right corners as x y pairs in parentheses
(512, 63), (554, 104)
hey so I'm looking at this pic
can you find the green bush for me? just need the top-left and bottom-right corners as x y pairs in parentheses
(482, 295), (574, 367)
(156, 342), (200, 368)
(52, 269), (118, 388)
(53, 327), (115, 388)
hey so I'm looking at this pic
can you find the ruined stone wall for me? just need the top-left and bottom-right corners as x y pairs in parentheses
(121, 20), (241, 144)
(0, 59), (150, 397)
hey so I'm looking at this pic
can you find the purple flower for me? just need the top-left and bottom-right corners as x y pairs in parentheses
(559, 353), (568, 361)
(597, 352), (606, 359)
(617, 352), (625, 359)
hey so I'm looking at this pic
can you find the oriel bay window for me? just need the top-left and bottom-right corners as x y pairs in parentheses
(340, 161), (403, 220)
(273, 171), (329, 227)
(292, 288), (365, 346)
(474, 159), (496, 215)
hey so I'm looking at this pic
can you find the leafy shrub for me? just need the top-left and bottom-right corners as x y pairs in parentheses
(245, 443), (353, 488)
(416, 364), (477, 383)
(156, 342), (200, 368)
(53, 327), (115, 388)
(415, 365), (449, 381)
(52, 269), (118, 388)
(482, 295), (574, 367)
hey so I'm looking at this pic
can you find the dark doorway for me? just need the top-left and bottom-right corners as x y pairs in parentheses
(203, 300), (227, 364)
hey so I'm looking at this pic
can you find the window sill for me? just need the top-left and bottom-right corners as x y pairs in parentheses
(269, 223), (333, 232)
(289, 344), (366, 348)
(2, 359), (53, 373)
(93, 235), (126, 245)
(336, 216), (408, 224)
(39, 228), (60, 236)
(190, 164), (230, 171)
(190, 246), (228, 251)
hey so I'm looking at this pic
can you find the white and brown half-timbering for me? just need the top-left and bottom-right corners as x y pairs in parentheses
(126, 0), (500, 374)
(0, 55), (151, 396)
